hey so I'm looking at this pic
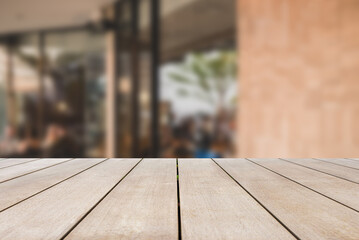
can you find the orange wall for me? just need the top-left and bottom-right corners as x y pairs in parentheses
(238, 0), (359, 157)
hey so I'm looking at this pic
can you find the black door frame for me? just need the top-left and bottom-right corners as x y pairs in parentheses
(114, 0), (160, 157)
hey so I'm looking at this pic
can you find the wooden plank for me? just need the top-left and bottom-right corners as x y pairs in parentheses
(0, 158), (106, 212)
(0, 158), (71, 183)
(282, 158), (359, 183)
(0, 158), (38, 169)
(215, 158), (359, 239)
(250, 158), (359, 211)
(178, 159), (295, 240)
(316, 158), (359, 170)
(0, 158), (140, 240)
(65, 159), (178, 240)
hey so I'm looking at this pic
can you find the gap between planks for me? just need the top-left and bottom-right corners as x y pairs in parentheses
(176, 158), (182, 240)
(64, 159), (177, 240)
(279, 158), (359, 184)
(59, 159), (143, 239)
(246, 158), (359, 214)
(214, 158), (359, 239)
(0, 158), (73, 184)
(0, 158), (109, 213)
(0, 158), (40, 170)
(211, 158), (300, 240)
(3, 158), (358, 239)
(313, 158), (359, 170)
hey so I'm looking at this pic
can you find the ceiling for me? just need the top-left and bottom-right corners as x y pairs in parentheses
(160, 0), (236, 61)
(0, 0), (115, 34)
(0, 0), (236, 60)
(0, 0), (200, 35)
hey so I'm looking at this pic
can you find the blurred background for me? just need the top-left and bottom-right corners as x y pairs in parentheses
(0, 0), (358, 158)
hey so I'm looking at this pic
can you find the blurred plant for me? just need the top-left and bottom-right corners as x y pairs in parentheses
(168, 50), (237, 111)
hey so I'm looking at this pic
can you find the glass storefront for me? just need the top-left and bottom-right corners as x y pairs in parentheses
(0, 31), (107, 157)
(0, 0), (157, 158)
(0, 0), (236, 158)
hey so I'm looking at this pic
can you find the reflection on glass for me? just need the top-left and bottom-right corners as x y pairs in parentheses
(0, 44), (7, 137)
(0, 35), (41, 157)
(159, 0), (237, 158)
(12, 34), (40, 144)
(45, 31), (106, 157)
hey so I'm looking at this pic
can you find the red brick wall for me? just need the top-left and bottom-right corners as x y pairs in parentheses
(238, 0), (359, 157)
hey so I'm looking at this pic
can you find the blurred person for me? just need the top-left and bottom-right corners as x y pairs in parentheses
(42, 124), (80, 158)
(162, 125), (193, 158)
(172, 125), (193, 158)
(194, 115), (221, 158)
(139, 137), (151, 158)
(181, 118), (196, 144)
(194, 133), (221, 158)
(0, 125), (19, 156)
(211, 133), (230, 158)
(0, 125), (41, 157)
(211, 109), (235, 157)
(160, 125), (173, 157)
(16, 126), (41, 157)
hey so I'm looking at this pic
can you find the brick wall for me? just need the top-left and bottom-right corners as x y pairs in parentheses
(238, 0), (359, 157)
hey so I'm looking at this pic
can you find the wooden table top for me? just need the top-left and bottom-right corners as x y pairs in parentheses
(0, 158), (359, 239)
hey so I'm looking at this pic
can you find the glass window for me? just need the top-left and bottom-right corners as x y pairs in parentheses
(45, 30), (106, 157)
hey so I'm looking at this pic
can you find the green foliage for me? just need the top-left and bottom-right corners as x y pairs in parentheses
(169, 72), (193, 84)
(168, 50), (237, 108)
(177, 88), (190, 97)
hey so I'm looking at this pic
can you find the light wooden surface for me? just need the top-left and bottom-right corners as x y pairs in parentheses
(0, 158), (105, 212)
(0, 159), (140, 240)
(179, 159), (295, 240)
(282, 158), (359, 183)
(315, 158), (359, 170)
(249, 158), (359, 211)
(1, 158), (359, 239)
(66, 159), (178, 240)
(0, 158), (38, 169)
(215, 158), (359, 239)
(0, 158), (70, 183)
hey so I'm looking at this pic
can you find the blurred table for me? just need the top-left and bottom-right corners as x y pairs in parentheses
(0, 158), (359, 239)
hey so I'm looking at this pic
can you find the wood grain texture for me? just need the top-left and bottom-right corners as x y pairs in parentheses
(0, 158), (71, 183)
(179, 158), (295, 240)
(0, 158), (105, 211)
(0, 158), (38, 169)
(316, 158), (359, 170)
(282, 158), (359, 183)
(0, 158), (140, 240)
(65, 159), (178, 240)
(215, 158), (359, 239)
(250, 158), (359, 211)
